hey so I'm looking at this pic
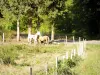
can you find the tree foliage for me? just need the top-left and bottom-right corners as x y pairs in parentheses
(0, 0), (100, 39)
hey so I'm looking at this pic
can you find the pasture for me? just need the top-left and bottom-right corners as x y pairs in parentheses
(74, 44), (100, 75)
(0, 41), (100, 75)
(0, 42), (75, 75)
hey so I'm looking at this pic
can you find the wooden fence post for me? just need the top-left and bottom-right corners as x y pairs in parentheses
(78, 42), (84, 56)
(45, 63), (48, 75)
(63, 56), (65, 64)
(66, 36), (67, 44)
(84, 39), (86, 51)
(30, 67), (32, 75)
(73, 36), (75, 43)
(79, 37), (81, 42)
(73, 49), (76, 56)
(56, 57), (58, 75)
(78, 43), (81, 56)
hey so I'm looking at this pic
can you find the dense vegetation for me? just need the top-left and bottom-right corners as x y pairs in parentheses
(0, 0), (100, 40)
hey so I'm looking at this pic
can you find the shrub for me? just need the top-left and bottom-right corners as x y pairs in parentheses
(57, 59), (73, 75)
(57, 55), (81, 75)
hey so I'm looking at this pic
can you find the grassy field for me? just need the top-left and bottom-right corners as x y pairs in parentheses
(0, 43), (76, 75)
(73, 44), (100, 75)
(0, 43), (100, 75)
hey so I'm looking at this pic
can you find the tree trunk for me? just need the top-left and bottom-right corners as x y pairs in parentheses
(28, 18), (32, 36)
(51, 25), (54, 41)
(17, 19), (20, 41)
(28, 25), (32, 36)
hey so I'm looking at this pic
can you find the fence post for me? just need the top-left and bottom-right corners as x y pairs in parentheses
(78, 37), (81, 56)
(78, 43), (81, 56)
(79, 37), (81, 42)
(73, 36), (75, 43)
(73, 36), (75, 45)
(30, 67), (32, 75)
(45, 63), (48, 75)
(63, 56), (65, 64)
(66, 36), (67, 44)
(3, 33), (4, 43)
(71, 50), (73, 59)
(56, 57), (58, 75)
(78, 42), (84, 56)
(73, 49), (76, 56)
(84, 39), (86, 51)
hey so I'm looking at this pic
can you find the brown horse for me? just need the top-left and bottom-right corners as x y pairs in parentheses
(38, 36), (49, 44)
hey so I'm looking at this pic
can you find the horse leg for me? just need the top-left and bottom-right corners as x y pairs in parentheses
(28, 37), (30, 42)
(47, 37), (49, 44)
(46, 37), (49, 44)
(45, 39), (47, 44)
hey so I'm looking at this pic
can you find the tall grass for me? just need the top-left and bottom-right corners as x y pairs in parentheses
(0, 45), (18, 65)
(0, 44), (75, 65)
(73, 44), (100, 75)
(0, 43), (100, 75)
(0, 43), (76, 75)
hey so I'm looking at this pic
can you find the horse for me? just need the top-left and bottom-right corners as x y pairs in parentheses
(28, 31), (40, 44)
(38, 35), (49, 44)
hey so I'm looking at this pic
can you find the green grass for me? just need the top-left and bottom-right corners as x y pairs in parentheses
(0, 43), (75, 75)
(0, 43), (100, 75)
(73, 44), (100, 75)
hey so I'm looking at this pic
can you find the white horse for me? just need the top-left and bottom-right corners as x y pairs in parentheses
(28, 31), (41, 44)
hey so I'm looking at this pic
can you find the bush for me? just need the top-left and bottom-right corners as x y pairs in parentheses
(57, 55), (81, 75)
(58, 64), (73, 75)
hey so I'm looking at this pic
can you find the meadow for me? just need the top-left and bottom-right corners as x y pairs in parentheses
(73, 44), (100, 75)
(0, 42), (100, 75)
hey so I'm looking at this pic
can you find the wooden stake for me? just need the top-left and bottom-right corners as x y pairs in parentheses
(73, 36), (75, 43)
(56, 57), (58, 75)
(79, 37), (81, 42)
(45, 63), (48, 75)
(66, 36), (67, 44)
(30, 67), (32, 75)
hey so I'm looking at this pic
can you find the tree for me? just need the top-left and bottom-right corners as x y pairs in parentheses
(0, 0), (27, 41)
(46, 0), (67, 40)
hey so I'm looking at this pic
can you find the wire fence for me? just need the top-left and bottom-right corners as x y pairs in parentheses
(0, 33), (86, 75)
(29, 39), (86, 75)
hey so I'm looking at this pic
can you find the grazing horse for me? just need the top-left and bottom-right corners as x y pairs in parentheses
(38, 36), (49, 44)
(28, 31), (40, 44)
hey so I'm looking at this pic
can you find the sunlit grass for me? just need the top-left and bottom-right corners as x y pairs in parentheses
(0, 43), (75, 75)
(1, 43), (100, 75)
(73, 44), (100, 75)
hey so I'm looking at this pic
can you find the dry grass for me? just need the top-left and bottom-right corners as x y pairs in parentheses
(0, 42), (76, 75)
